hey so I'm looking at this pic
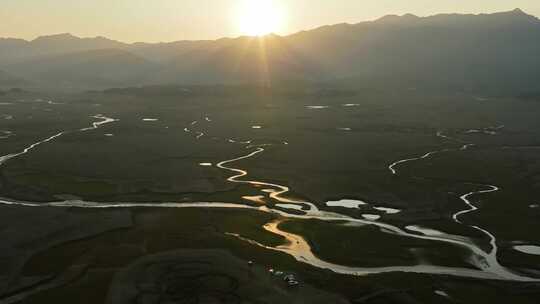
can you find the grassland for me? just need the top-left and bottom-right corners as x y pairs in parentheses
(1, 86), (540, 302)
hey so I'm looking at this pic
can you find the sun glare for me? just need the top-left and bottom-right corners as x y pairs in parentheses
(235, 0), (286, 36)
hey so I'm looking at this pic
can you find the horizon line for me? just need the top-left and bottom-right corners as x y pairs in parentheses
(0, 8), (536, 45)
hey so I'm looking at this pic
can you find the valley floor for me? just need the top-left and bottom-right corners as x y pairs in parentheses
(1, 87), (539, 303)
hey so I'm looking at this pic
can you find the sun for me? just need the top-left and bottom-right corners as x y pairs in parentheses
(235, 0), (286, 36)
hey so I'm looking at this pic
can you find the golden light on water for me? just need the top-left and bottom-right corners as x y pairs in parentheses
(234, 0), (286, 36)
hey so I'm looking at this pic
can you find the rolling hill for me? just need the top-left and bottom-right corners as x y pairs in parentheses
(6, 49), (160, 89)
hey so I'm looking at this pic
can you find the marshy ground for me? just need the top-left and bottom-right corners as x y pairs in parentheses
(1, 86), (540, 303)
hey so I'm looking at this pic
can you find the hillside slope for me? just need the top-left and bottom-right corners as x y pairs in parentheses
(1, 9), (539, 92)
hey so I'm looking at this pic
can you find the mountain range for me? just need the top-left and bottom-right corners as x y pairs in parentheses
(1, 8), (539, 94)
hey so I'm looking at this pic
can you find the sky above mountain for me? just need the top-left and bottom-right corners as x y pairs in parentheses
(1, 0), (540, 42)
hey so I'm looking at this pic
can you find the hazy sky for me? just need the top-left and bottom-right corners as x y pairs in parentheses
(1, 0), (539, 42)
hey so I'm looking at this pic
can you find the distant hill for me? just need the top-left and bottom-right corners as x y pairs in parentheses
(0, 69), (27, 88)
(1, 9), (539, 93)
(151, 35), (322, 85)
(6, 49), (160, 89)
(318, 9), (540, 93)
(0, 33), (125, 65)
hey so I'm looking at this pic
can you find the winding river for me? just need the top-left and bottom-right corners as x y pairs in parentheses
(0, 115), (538, 283)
